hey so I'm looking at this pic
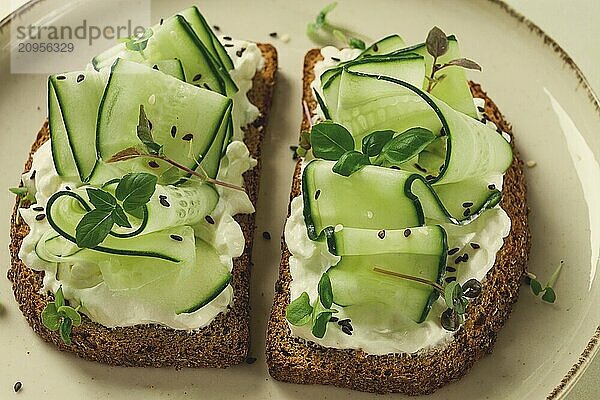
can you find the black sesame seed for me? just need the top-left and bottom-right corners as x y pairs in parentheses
(205, 215), (215, 225)
(224, 43), (234, 47)
(65, 186), (71, 191)
(414, 163), (427, 173)
(245, 356), (257, 364)
(477, 106), (485, 112)
(462, 201), (473, 208)
(446, 266), (457, 273)
(338, 318), (351, 326)
(331, 57), (341, 62)
(445, 276), (457, 283)
(454, 256), (463, 264)
(314, 189), (321, 200)
(448, 247), (460, 255)
(403, 228), (411, 237)
(30, 170), (36, 180)
(329, 316), (339, 323)
(170, 234), (183, 242)
(439, 127), (447, 136)
(341, 326), (353, 335)
(236, 48), (246, 57)
(262, 231), (271, 240)
(426, 174), (436, 181)
(463, 208), (471, 217)
(14, 381), (22, 393)
(390, 166), (400, 170)
(159, 197), (170, 207)
(372, 43), (379, 52)
(462, 253), (469, 261)
(32, 206), (44, 212)
(182, 133), (194, 141)
(488, 184), (496, 190)
(170, 126), (177, 137)
(160, 18), (164, 25)
(148, 160), (160, 168)
(223, 36), (232, 41)
(378, 230), (386, 239)
(193, 73), (202, 81)
(202, 83), (212, 90)
(35, 214), (46, 221)
(470, 242), (480, 249)
(76, 74), (85, 83)
(269, 32), (278, 38)
(213, 25), (220, 31)
(152, 64), (159, 70)
(56, 75), (66, 80)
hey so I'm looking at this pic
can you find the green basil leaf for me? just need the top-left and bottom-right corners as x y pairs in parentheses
(530, 279), (543, 296)
(59, 318), (73, 345)
(361, 130), (394, 157)
(311, 311), (333, 339)
(310, 121), (355, 160)
(444, 281), (458, 309)
(75, 209), (114, 248)
(115, 173), (158, 213)
(86, 188), (116, 211)
(286, 292), (314, 326)
(111, 204), (131, 228)
(376, 127), (436, 166)
(58, 306), (82, 326)
(542, 287), (556, 303)
(55, 286), (65, 308)
(41, 302), (60, 331)
(332, 151), (370, 177)
(318, 273), (334, 309)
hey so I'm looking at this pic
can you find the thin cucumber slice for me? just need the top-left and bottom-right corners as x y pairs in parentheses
(328, 250), (445, 323)
(95, 59), (232, 185)
(148, 59), (186, 80)
(197, 103), (232, 179)
(360, 34), (406, 57)
(49, 71), (106, 181)
(48, 78), (79, 178)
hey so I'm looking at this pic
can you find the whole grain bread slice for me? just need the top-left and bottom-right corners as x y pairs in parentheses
(7, 43), (277, 368)
(265, 49), (530, 395)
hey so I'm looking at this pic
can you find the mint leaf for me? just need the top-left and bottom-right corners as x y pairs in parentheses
(111, 204), (131, 228)
(59, 317), (73, 345)
(75, 209), (114, 248)
(310, 121), (355, 160)
(332, 151), (370, 177)
(311, 311), (332, 338)
(58, 305), (82, 326)
(375, 127), (436, 166)
(86, 188), (116, 211)
(115, 173), (157, 214)
(55, 286), (65, 308)
(318, 273), (334, 309)
(286, 292), (314, 326)
(41, 302), (60, 331)
(362, 130), (394, 157)
(426, 26), (448, 58)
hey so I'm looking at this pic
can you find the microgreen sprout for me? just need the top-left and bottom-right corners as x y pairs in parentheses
(525, 260), (563, 303)
(41, 286), (82, 345)
(9, 186), (36, 224)
(306, 2), (367, 50)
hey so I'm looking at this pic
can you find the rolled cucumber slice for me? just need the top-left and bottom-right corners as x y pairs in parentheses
(95, 59), (231, 185)
(49, 71), (106, 180)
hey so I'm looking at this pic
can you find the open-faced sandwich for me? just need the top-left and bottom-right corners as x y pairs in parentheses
(266, 28), (530, 394)
(8, 7), (277, 368)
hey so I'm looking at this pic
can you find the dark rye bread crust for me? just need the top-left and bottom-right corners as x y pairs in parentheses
(266, 49), (530, 395)
(7, 44), (277, 368)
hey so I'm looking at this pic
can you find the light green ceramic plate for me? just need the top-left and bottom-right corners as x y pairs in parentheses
(0, 0), (598, 399)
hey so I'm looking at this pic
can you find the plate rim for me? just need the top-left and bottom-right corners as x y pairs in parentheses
(0, 0), (598, 398)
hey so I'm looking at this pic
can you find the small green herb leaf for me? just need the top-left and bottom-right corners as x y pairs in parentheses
(9, 187), (29, 196)
(375, 127), (436, 166)
(136, 105), (163, 156)
(111, 204), (132, 228)
(55, 286), (65, 308)
(41, 302), (60, 331)
(115, 173), (157, 214)
(446, 58), (482, 71)
(348, 37), (366, 50)
(444, 281), (459, 309)
(318, 273), (334, 309)
(315, 2), (337, 28)
(361, 130), (394, 157)
(58, 306), (82, 326)
(332, 151), (370, 177)
(286, 292), (314, 326)
(75, 209), (114, 248)
(530, 278), (543, 296)
(426, 26), (448, 58)
(59, 317), (73, 345)
(312, 311), (333, 339)
(310, 121), (355, 160)
(542, 287), (556, 303)
(86, 188), (116, 211)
